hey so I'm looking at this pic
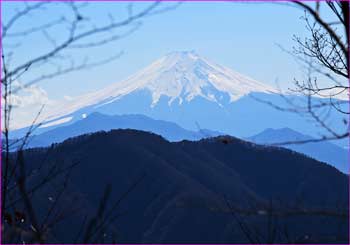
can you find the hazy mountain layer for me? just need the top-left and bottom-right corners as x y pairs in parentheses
(248, 128), (349, 173)
(12, 113), (221, 149)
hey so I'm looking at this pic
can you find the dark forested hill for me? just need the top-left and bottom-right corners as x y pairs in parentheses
(7, 129), (349, 243)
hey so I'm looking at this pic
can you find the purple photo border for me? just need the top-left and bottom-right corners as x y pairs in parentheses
(0, 0), (349, 244)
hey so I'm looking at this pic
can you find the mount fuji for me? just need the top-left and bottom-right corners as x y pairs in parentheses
(41, 50), (276, 120)
(11, 51), (348, 146)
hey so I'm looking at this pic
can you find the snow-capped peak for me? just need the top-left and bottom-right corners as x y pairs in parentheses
(44, 51), (277, 121)
(98, 50), (276, 105)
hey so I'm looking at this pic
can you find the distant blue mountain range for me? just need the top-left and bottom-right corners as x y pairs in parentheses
(248, 127), (348, 173)
(9, 112), (347, 174)
(11, 91), (348, 149)
(14, 113), (221, 149)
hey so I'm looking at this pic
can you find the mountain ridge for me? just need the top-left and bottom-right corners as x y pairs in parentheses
(12, 129), (348, 243)
(9, 113), (347, 174)
(8, 112), (222, 149)
(247, 127), (349, 173)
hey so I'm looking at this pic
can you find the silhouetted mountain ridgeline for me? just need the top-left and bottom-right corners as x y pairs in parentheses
(6, 129), (349, 243)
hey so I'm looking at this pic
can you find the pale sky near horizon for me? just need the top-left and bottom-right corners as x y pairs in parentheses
(1, 1), (340, 128)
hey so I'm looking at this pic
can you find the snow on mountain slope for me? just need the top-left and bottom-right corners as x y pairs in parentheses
(43, 51), (277, 123)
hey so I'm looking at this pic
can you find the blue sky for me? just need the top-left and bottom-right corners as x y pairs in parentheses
(2, 1), (330, 127)
(3, 2), (312, 96)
